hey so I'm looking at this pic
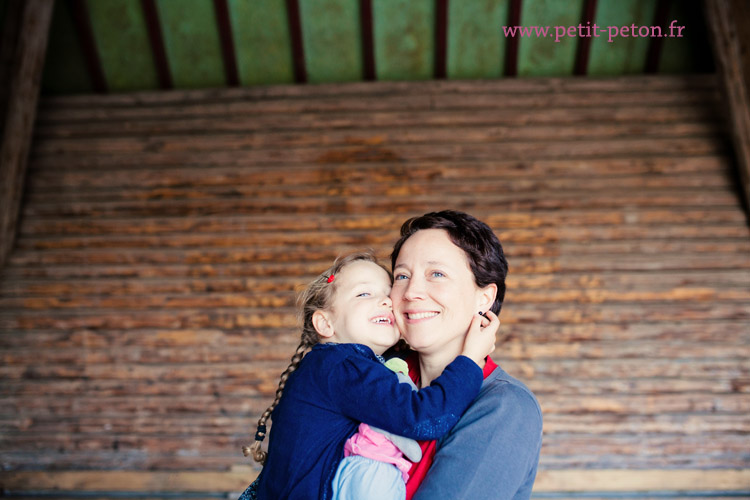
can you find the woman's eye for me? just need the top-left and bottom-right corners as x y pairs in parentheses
(431, 271), (445, 278)
(394, 274), (409, 281)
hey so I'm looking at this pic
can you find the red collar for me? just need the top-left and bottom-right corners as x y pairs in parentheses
(407, 352), (498, 384)
(482, 355), (499, 378)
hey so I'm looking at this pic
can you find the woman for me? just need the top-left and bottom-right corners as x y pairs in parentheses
(389, 210), (543, 500)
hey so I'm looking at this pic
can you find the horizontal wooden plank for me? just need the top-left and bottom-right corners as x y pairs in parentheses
(27, 137), (731, 169)
(33, 90), (722, 125)
(25, 156), (734, 188)
(19, 193), (742, 218)
(542, 413), (750, 434)
(1, 468), (748, 493)
(539, 393), (750, 415)
(30, 122), (726, 157)
(34, 83), (722, 123)
(533, 468), (750, 492)
(17, 209), (748, 241)
(540, 434), (750, 459)
(36, 75), (719, 108)
(21, 173), (736, 206)
(33, 104), (724, 139)
(0, 451), (249, 470)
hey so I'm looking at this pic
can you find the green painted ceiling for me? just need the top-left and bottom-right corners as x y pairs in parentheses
(32, 0), (713, 95)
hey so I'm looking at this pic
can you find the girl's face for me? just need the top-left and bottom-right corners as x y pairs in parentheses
(316, 260), (399, 355)
(391, 229), (495, 357)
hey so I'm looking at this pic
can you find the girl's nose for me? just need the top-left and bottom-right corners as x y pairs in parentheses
(381, 295), (393, 308)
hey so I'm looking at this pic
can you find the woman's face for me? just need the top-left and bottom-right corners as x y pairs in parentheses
(390, 229), (495, 356)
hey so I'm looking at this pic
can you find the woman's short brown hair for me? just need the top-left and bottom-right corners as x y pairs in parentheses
(391, 210), (508, 314)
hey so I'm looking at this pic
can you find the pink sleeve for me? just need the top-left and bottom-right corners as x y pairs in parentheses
(344, 423), (413, 482)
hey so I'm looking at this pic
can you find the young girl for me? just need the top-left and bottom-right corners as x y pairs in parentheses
(238, 252), (498, 500)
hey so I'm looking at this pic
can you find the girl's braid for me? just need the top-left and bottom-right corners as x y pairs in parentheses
(242, 339), (312, 464)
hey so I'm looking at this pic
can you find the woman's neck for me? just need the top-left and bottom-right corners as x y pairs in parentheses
(418, 339), (485, 387)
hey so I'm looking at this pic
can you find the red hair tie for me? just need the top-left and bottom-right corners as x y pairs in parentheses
(327, 274), (335, 283)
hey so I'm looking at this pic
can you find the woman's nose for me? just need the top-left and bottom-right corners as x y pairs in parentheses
(403, 276), (425, 300)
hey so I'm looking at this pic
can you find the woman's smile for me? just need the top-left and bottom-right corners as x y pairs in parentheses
(404, 310), (440, 322)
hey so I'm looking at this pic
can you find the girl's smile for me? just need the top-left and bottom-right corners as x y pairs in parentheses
(370, 313), (395, 325)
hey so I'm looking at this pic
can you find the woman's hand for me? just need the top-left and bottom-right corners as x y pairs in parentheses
(460, 311), (499, 367)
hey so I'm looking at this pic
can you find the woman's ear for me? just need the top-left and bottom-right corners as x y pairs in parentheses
(477, 283), (498, 312)
(312, 310), (335, 338)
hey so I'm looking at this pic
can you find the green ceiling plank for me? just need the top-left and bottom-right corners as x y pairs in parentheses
(87, 0), (158, 92)
(588, 0), (653, 75)
(156, 0), (225, 89)
(229, 0), (294, 85)
(447, 0), (509, 79)
(373, 0), (434, 81)
(41, 0), (93, 95)
(659, 0), (712, 74)
(517, 0), (584, 77)
(299, 0), (362, 83)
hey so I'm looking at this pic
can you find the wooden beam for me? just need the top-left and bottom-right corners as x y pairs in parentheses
(0, 0), (54, 269)
(704, 0), (750, 210)
(0, 0), (24, 130)
(1, 469), (748, 494)
(359, 0), (376, 80)
(285, 0), (307, 83)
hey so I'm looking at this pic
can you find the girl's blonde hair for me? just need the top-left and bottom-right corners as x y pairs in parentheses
(243, 251), (390, 464)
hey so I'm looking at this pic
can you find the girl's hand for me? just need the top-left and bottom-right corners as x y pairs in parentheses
(460, 311), (499, 366)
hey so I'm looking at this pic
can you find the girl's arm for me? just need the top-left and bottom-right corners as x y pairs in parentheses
(329, 352), (482, 440)
(328, 312), (496, 440)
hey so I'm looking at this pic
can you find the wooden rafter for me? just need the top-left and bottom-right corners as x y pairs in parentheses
(704, 0), (750, 211)
(0, 0), (55, 269)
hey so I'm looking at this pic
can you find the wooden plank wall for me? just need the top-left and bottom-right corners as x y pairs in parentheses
(1, 75), (749, 498)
